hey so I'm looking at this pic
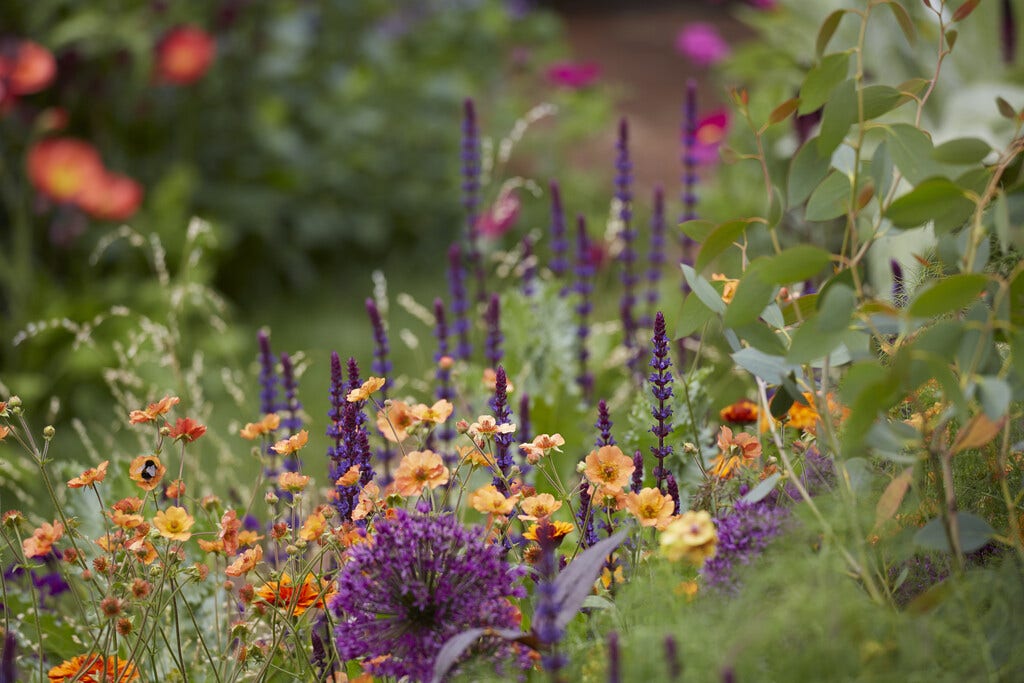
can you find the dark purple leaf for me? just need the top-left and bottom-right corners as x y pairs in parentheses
(553, 530), (628, 631)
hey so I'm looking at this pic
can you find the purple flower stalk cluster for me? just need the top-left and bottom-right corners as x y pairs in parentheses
(574, 215), (595, 403)
(462, 98), (486, 303)
(595, 399), (616, 447)
(664, 635), (682, 681)
(607, 631), (621, 683)
(330, 510), (527, 682)
(365, 298), (392, 394)
(643, 186), (666, 330)
(548, 180), (570, 296)
(432, 298), (455, 451)
(631, 450), (644, 493)
(484, 293), (503, 371)
(576, 480), (599, 548)
(680, 79), (699, 260)
(1002, 0), (1017, 64)
(701, 499), (789, 592)
(649, 311), (674, 491)
(532, 523), (569, 675)
(327, 354), (374, 521)
(447, 243), (472, 360)
(257, 329), (279, 417)
(490, 365), (514, 491)
(784, 447), (836, 501)
(521, 236), (536, 297)
(615, 118), (641, 380)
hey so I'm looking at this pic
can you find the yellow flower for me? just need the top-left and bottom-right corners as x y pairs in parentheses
(152, 506), (195, 542)
(347, 377), (386, 403)
(299, 512), (327, 542)
(411, 399), (454, 424)
(523, 520), (573, 543)
(469, 484), (517, 516)
(272, 429), (309, 455)
(711, 273), (739, 304)
(660, 511), (717, 566)
(518, 493), (563, 522)
(279, 471), (311, 493)
(625, 487), (676, 529)
(583, 445), (635, 492)
(393, 450), (449, 497)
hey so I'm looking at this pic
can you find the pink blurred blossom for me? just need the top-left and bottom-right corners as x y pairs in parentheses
(693, 109), (730, 165)
(476, 190), (521, 238)
(675, 23), (731, 67)
(545, 61), (601, 89)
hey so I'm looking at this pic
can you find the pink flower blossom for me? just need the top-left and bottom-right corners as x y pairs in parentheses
(476, 190), (521, 238)
(675, 23), (731, 67)
(692, 109), (730, 165)
(545, 61), (601, 89)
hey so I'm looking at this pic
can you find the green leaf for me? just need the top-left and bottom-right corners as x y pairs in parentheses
(805, 171), (851, 222)
(759, 245), (832, 285)
(733, 321), (788, 356)
(817, 284), (856, 332)
(695, 219), (755, 271)
(681, 264), (726, 315)
(724, 265), (776, 328)
(816, 10), (848, 57)
(914, 512), (994, 553)
(932, 137), (992, 164)
(977, 376), (1011, 419)
(861, 85), (906, 120)
(870, 141), (894, 197)
(1009, 262), (1024, 327)
(817, 79), (858, 156)
(907, 274), (988, 318)
(996, 96), (1018, 120)
(781, 293), (818, 326)
(680, 219), (715, 242)
(885, 124), (939, 184)
(731, 347), (795, 385)
(788, 139), (832, 206)
(675, 290), (715, 338)
(884, 1), (916, 46)
(787, 320), (848, 364)
(945, 29), (958, 50)
(742, 473), (783, 503)
(885, 177), (975, 233)
(799, 52), (850, 115)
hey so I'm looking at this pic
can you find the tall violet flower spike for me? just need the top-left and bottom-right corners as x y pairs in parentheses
(649, 311), (674, 491)
(615, 118), (641, 381)
(548, 180), (570, 296)
(607, 631), (621, 683)
(1002, 0), (1017, 65)
(631, 450), (644, 493)
(279, 352), (304, 476)
(462, 98), (486, 303)
(681, 79), (699, 258)
(484, 293), (503, 371)
(491, 365), (514, 491)
(643, 186), (666, 330)
(257, 329), (280, 417)
(574, 214), (595, 403)
(433, 298), (455, 453)
(330, 510), (528, 682)
(328, 357), (375, 521)
(365, 297), (392, 394)
(447, 243), (472, 360)
(595, 399), (616, 447)
(532, 521), (569, 675)
(520, 236), (536, 297)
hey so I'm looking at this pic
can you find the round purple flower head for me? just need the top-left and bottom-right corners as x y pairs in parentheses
(330, 509), (528, 681)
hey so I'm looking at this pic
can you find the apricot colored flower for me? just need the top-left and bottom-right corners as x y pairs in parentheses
(237, 530), (264, 547)
(130, 454), (165, 491)
(219, 509), (242, 555)
(109, 510), (144, 530)
(128, 395), (180, 424)
(67, 460), (109, 488)
(523, 520), (574, 542)
(335, 464), (360, 487)
(482, 368), (514, 393)
(152, 506), (194, 541)
(0, 425), (9, 440)
(520, 433), (565, 464)
(239, 413), (280, 439)
(660, 510), (717, 565)
(197, 539), (224, 554)
(225, 545), (263, 577)
(47, 653), (139, 682)
(27, 137), (104, 203)
(165, 479), (185, 498)
(272, 429), (309, 455)
(711, 273), (739, 304)
(719, 399), (758, 424)
(167, 417), (206, 442)
(279, 471), (311, 492)
(709, 426), (762, 480)
(469, 484), (517, 516)
(468, 415), (516, 439)
(583, 445), (635, 492)
(347, 377), (386, 403)
(22, 520), (63, 558)
(457, 444), (493, 468)
(255, 572), (334, 617)
(126, 536), (158, 564)
(0, 40), (56, 96)
(78, 170), (143, 221)
(299, 511), (327, 542)
(625, 487), (676, 530)
(411, 399), (454, 424)
(393, 450), (449, 497)
(518, 493), (563, 522)
(376, 400), (418, 442)
(156, 25), (215, 85)
(352, 481), (382, 521)
(111, 497), (143, 514)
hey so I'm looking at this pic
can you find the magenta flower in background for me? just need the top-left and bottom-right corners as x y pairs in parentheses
(675, 23), (731, 66)
(476, 189), (521, 238)
(545, 60), (601, 89)
(692, 109), (730, 165)
(747, 0), (777, 9)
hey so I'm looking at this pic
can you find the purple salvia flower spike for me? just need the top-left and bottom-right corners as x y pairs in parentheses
(521, 236), (536, 297)
(615, 117), (641, 381)
(607, 631), (621, 683)
(365, 297), (392, 395)
(701, 499), (789, 593)
(666, 472), (681, 515)
(643, 185), (666, 330)
(576, 480), (599, 548)
(279, 352), (303, 481)
(257, 328), (279, 418)
(447, 243), (472, 360)
(649, 311), (675, 491)
(595, 399), (616, 447)
(664, 635), (682, 681)
(549, 179), (570, 296)
(534, 521), (569, 674)
(1002, 0), (1017, 64)
(631, 450), (644, 493)
(484, 292), (503, 370)
(574, 214), (595, 404)
(433, 298), (455, 456)
(491, 365), (514, 491)
(462, 98), (486, 302)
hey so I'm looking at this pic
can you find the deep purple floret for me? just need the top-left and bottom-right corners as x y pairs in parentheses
(521, 236), (537, 297)
(533, 522), (569, 674)
(785, 447), (837, 501)
(595, 399), (616, 447)
(615, 118), (641, 380)
(1001, 0), (1017, 64)
(649, 311), (674, 491)
(548, 180), (570, 296)
(701, 499), (789, 592)
(365, 297), (392, 394)
(680, 79), (699, 234)
(490, 366), (514, 491)
(462, 98), (486, 303)
(643, 185), (666, 330)
(257, 329), (279, 417)
(607, 631), (621, 683)
(432, 298), (455, 452)
(666, 472), (681, 515)
(330, 510), (527, 682)
(484, 293), (503, 371)
(890, 258), (905, 306)
(664, 634), (681, 681)
(328, 356), (375, 520)
(631, 450), (644, 493)
(576, 480), (599, 548)
(574, 214), (595, 403)
(447, 243), (472, 361)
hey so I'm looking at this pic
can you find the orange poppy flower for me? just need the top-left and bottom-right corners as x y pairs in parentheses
(254, 573), (334, 617)
(78, 170), (143, 221)
(523, 520), (574, 543)
(225, 545), (263, 577)
(376, 400), (418, 442)
(167, 417), (206, 442)
(335, 465), (361, 487)
(239, 413), (280, 439)
(410, 399), (454, 424)
(67, 460), (109, 488)
(27, 137), (104, 203)
(0, 40), (56, 96)
(47, 653), (139, 682)
(719, 399), (759, 424)
(219, 509), (242, 555)
(156, 25), (216, 85)
(22, 520), (63, 558)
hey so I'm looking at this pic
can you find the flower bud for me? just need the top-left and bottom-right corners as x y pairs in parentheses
(43, 425), (56, 440)
(264, 491), (279, 505)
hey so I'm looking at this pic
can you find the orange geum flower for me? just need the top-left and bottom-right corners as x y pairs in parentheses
(237, 530), (264, 547)
(299, 511), (327, 542)
(167, 417), (206, 442)
(197, 538), (225, 554)
(457, 444), (493, 468)
(347, 377), (386, 403)
(583, 445), (635, 492)
(272, 429), (309, 455)
(111, 497), (143, 514)
(219, 509), (242, 555)
(0, 424), (9, 440)
(625, 487), (676, 530)
(335, 465), (361, 487)
(225, 545), (263, 577)
(78, 170), (143, 221)
(411, 399), (454, 424)
(126, 536), (157, 564)
(152, 506), (194, 542)
(709, 426), (761, 480)
(254, 572), (334, 617)
(165, 479), (186, 499)
(469, 484), (517, 516)
(47, 653), (139, 682)
(0, 40), (56, 96)
(22, 520), (63, 558)
(67, 460), (109, 488)
(239, 413), (280, 440)
(352, 481), (382, 521)
(128, 395), (180, 424)
(279, 471), (311, 493)
(393, 450), (450, 497)
(518, 493), (563, 522)
(468, 415), (516, 439)
(523, 520), (574, 543)
(376, 400), (418, 442)
(109, 509), (144, 530)
(719, 399), (759, 424)
(156, 25), (216, 85)
(520, 433), (565, 464)
(26, 137), (103, 204)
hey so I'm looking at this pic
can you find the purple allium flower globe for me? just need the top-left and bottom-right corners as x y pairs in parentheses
(330, 509), (527, 681)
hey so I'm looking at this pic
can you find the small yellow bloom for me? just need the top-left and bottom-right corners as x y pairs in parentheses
(518, 493), (563, 522)
(411, 399), (454, 424)
(711, 273), (739, 304)
(272, 429), (309, 455)
(660, 511), (717, 566)
(674, 580), (699, 600)
(237, 530), (264, 547)
(347, 377), (386, 403)
(279, 471), (311, 493)
(523, 520), (573, 543)
(469, 484), (517, 516)
(299, 512), (327, 542)
(152, 506), (195, 542)
(625, 487), (676, 529)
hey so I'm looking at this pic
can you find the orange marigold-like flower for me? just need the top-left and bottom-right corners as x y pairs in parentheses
(22, 520), (63, 558)
(299, 511), (327, 542)
(660, 510), (717, 566)
(156, 25), (216, 85)
(272, 429), (309, 455)
(335, 465), (361, 487)
(279, 471), (311, 493)
(167, 417), (206, 442)
(625, 487), (676, 530)
(109, 509), (144, 530)
(27, 137), (104, 204)
(239, 413), (280, 440)
(225, 545), (263, 577)
(709, 426), (762, 480)
(719, 399), (759, 424)
(47, 653), (139, 682)
(130, 454), (165, 491)
(219, 509), (242, 555)
(0, 40), (56, 96)
(78, 170), (143, 221)
(237, 530), (264, 547)
(254, 572), (334, 617)
(583, 445), (635, 492)
(523, 520), (574, 543)
(197, 538), (224, 554)
(152, 506), (194, 541)
(0, 424), (9, 440)
(352, 481), (382, 521)
(410, 399), (454, 424)
(128, 395), (180, 424)
(126, 536), (157, 564)
(392, 450), (450, 497)
(67, 460), (109, 488)
(520, 433), (565, 464)
(347, 377), (386, 403)
(468, 415), (516, 439)
(376, 400), (418, 442)
(165, 479), (186, 499)
(518, 493), (563, 522)
(469, 484), (517, 516)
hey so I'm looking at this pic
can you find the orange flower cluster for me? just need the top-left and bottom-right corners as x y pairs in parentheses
(709, 426), (762, 480)
(22, 520), (63, 558)
(27, 137), (143, 220)
(48, 654), (139, 682)
(255, 573), (335, 617)
(128, 395), (180, 424)
(156, 25), (216, 85)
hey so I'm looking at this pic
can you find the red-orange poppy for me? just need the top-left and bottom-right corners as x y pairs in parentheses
(27, 138), (104, 203)
(156, 25), (215, 85)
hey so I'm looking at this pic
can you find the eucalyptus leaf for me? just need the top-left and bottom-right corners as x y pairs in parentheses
(788, 139), (832, 206)
(805, 171), (851, 222)
(817, 79), (858, 156)
(907, 274), (988, 318)
(914, 513), (995, 553)
(681, 264), (727, 315)
(800, 52), (851, 114)
(742, 473), (783, 503)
